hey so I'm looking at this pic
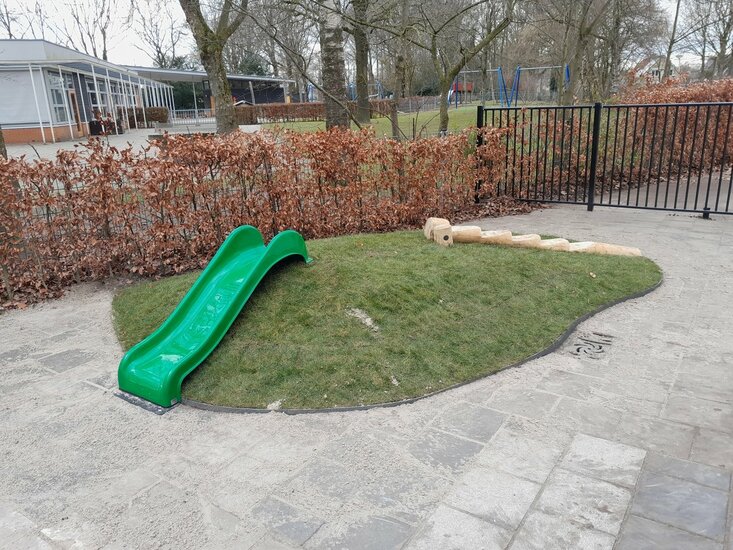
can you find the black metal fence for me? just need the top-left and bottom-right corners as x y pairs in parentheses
(477, 103), (733, 215)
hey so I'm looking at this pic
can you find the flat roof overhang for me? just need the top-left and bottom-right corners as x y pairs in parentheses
(0, 60), (172, 88)
(125, 66), (295, 85)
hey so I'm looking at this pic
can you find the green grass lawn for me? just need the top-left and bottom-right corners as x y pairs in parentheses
(263, 104), (479, 136)
(112, 231), (661, 409)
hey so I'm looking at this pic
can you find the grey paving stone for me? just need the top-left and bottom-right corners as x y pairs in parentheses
(550, 398), (621, 439)
(588, 392), (664, 417)
(250, 536), (300, 550)
(37, 349), (94, 372)
(631, 471), (728, 541)
(251, 496), (322, 546)
(278, 459), (358, 507)
(691, 429), (733, 470)
(311, 516), (412, 550)
(510, 510), (615, 550)
(613, 414), (695, 459)
(407, 429), (483, 473)
(444, 468), (540, 530)
(42, 330), (78, 344)
(599, 376), (670, 404)
(6, 531), (54, 550)
(431, 402), (505, 442)
(85, 371), (117, 390)
(663, 395), (733, 433)
(475, 428), (563, 483)
(0, 346), (32, 363)
(0, 503), (36, 537)
(405, 504), (510, 550)
(616, 515), (722, 550)
(535, 469), (632, 536)
(486, 388), (558, 419)
(674, 371), (733, 404)
(644, 453), (731, 491)
(560, 433), (645, 488)
(537, 370), (598, 399)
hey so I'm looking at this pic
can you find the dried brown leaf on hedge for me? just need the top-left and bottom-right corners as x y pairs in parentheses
(0, 127), (513, 308)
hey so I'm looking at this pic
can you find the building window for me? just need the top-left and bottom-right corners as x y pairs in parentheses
(86, 77), (109, 115)
(48, 73), (71, 123)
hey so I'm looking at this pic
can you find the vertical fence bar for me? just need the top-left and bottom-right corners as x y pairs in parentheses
(599, 106), (611, 205)
(703, 104), (722, 212)
(582, 105), (593, 202)
(625, 106), (640, 206)
(475, 105), (484, 202)
(558, 108), (567, 201)
(520, 109), (527, 198)
(534, 109), (542, 199)
(566, 109), (576, 202)
(714, 105), (732, 212)
(693, 105), (712, 209)
(653, 105), (669, 208)
(617, 108), (631, 205)
(642, 106), (660, 207)
(674, 106), (691, 208)
(542, 108), (550, 200)
(683, 106), (702, 209)
(511, 108), (519, 196)
(663, 105), (679, 208)
(574, 107), (583, 202)
(608, 107), (622, 206)
(634, 105), (649, 206)
(587, 102), (602, 211)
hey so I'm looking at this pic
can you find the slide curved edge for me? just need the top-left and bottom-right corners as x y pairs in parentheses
(118, 227), (311, 408)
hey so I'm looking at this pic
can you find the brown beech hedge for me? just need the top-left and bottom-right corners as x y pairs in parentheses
(0, 127), (505, 306)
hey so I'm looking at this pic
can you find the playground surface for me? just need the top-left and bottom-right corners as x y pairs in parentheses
(1, 206), (731, 549)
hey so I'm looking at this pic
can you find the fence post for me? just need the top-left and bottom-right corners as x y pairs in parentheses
(587, 102), (602, 211)
(475, 105), (485, 203)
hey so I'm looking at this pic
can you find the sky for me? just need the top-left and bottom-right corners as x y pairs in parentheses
(3, 0), (687, 68)
(2, 0), (192, 66)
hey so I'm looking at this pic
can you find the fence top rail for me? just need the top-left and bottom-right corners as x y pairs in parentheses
(608, 102), (733, 108)
(481, 101), (733, 112)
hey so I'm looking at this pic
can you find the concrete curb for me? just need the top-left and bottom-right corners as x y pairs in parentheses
(181, 277), (664, 416)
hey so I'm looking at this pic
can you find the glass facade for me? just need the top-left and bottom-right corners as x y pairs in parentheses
(48, 72), (72, 123)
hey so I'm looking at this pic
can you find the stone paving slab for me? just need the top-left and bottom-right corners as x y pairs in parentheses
(0, 207), (731, 548)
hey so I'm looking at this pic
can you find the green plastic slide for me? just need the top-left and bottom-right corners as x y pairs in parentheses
(117, 226), (312, 407)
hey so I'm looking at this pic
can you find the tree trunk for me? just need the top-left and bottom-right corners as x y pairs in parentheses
(201, 48), (238, 133)
(353, 0), (370, 125)
(663, 0), (681, 80)
(0, 123), (7, 160)
(319, 0), (350, 129)
(178, 0), (246, 134)
(438, 80), (450, 135)
(392, 50), (404, 139)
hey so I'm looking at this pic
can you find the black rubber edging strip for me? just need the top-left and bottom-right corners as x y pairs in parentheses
(181, 276), (664, 416)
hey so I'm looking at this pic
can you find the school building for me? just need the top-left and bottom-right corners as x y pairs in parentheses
(0, 39), (293, 144)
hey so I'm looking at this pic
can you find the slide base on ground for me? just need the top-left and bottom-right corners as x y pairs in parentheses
(117, 226), (311, 408)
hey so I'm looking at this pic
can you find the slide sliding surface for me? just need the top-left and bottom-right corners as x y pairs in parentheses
(118, 226), (311, 407)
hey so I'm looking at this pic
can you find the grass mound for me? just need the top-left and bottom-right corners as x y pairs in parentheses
(112, 231), (661, 409)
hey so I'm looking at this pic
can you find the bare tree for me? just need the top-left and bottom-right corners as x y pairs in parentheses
(329, 0), (511, 133)
(0, 1), (18, 38)
(663, 0), (681, 79)
(178, 0), (248, 133)
(52, 0), (128, 61)
(133, 0), (188, 68)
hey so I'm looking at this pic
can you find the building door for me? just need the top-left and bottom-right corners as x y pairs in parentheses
(68, 90), (83, 132)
